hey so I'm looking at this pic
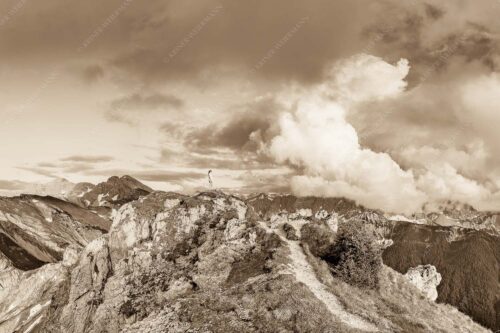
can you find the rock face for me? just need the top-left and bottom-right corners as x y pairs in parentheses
(404, 265), (442, 301)
(0, 191), (491, 333)
(0, 195), (109, 269)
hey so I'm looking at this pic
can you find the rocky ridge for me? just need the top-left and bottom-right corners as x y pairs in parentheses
(0, 190), (491, 333)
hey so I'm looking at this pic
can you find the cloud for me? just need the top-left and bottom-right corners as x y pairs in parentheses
(0, 180), (26, 191)
(83, 168), (205, 184)
(106, 92), (185, 125)
(459, 73), (500, 154)
(160, 147), (276, 171)
(183, 97), (278, 151)
(416, 163), (490, 204)
(4, 0), (500, 211)
(37, 162), (58, 168)
(81, 64), (104, 83)
(110, 92), (184, 111)
(264, 52), (500, 212)
(108, 0), (378, 84)
(61, 155), (115, 163)
(326, 55), (410, 102)
(267, 54), (426, 214)
(2, 0), (498, 87)
(17, 166), (57, 178)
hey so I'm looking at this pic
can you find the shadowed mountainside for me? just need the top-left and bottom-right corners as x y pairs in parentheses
(383, 222), (500, 331)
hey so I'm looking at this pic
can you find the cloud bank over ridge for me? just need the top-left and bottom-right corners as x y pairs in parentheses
(266, 55), (500, 213)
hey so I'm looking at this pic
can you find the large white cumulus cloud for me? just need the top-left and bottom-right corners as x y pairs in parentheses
(266, 54), (500, 213)
(268, 54), (426, 214)
(327, 55), (410, 103)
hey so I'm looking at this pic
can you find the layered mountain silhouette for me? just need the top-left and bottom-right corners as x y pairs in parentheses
(0, 177), (498, 332)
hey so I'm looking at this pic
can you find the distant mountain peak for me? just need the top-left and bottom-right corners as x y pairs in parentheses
(73, 175), (152, 209)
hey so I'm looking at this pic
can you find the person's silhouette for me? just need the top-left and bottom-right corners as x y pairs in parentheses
(208, 170), (213, 189)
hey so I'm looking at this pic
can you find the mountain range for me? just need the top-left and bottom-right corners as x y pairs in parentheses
(0, 176), (498, 332)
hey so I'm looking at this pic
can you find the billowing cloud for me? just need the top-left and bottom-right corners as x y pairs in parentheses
(3, 0), (500, 210)
(267, 55), (425, 214)
(327, 55), (410, 103)
(265, 53), (500, 213)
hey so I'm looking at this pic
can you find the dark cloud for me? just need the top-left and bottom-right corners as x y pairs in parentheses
(106, 92), (185, 125)
(110, 92), (184, 111)
(62, 164), (96, 173)
(181, 97), (279, 151)
(157, 98), (285, 173)
(61, 155), (115, 163)
(17, 166), (57, 178)
(185, 115), (269, 151)
(109, 0), (373, 84)
(81, 64), (105, 83)
(3, 0), (498, 86)
(18, 161), (98, 178)
(160, 147), (276, 171)
(363, 4), (500, 86)
(424, 3), (445, 20)
(84, 168), (205, 184)
(0, 180), (26, 190)
(37, 162), (58, 168)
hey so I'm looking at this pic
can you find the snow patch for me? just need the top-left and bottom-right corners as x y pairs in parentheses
(388, 215), (425, 224)
(97, 193), (109, 206)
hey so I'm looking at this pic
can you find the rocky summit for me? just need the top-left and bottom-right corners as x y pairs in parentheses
(0, 186), (495, 333)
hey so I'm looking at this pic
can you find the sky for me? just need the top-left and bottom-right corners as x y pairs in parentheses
(1, 0), (500, 213)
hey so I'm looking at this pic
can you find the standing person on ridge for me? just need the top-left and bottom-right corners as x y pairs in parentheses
(208, 170), (213, 189)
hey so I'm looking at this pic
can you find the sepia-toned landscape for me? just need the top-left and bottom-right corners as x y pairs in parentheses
(0, 1), (499, 332)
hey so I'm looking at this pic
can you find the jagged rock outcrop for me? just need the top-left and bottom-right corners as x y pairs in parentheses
(0, 191), (491, 333)
(404, 265), (442, 301)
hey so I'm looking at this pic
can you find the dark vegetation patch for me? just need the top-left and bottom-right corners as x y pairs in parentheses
(321, 219), (382, 290)
(226, 252), (270, 285)
(282, 223), (299, 241)
(383, 222), (500, 331)
(226, 230), (281, 286)
(300, 221), (337, 257)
